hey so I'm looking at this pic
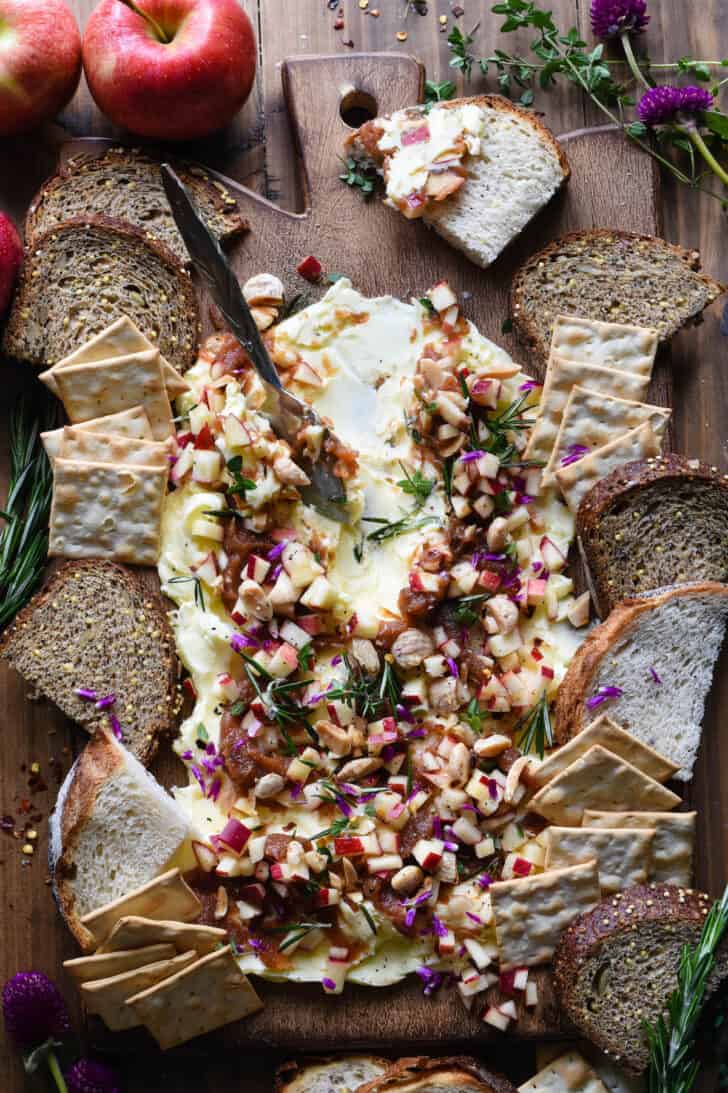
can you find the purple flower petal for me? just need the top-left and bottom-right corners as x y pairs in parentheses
(590, 0), (648, 39)
(74, 687), (98, 701)
(649, 666), (662, 684)
(586, 685), (624, 710)
(638, 84), (712, 127)
(560, 443), (590, 467)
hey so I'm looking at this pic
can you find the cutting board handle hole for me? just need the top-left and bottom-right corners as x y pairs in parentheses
(339, 88), (378, 129)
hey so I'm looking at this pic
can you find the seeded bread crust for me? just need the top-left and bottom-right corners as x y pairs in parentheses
(577, 454), (728, 615)
(553, 580), (728, 746)
(0, 560), (178, 765)
(25, 148), (248, 266)
(356, 1056), (518, 1093)
(2, 215), (200, 372)
(509, 229), (726, 362)
(553, 884), (728, 1073)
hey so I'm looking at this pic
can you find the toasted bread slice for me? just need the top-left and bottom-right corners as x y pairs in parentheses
(577, 454), (728, 615)
(554, 582), (728, 779)
(25, 148), (247, 265)
(347, 96), (569, 269)
(3, 215), (199, 372)
(553, 884), (728, 1074)
(356, 1056), (517, 1093)
(275, 1056), (390, 1092)
(49, 729), (190, 950)
(510, 229), (725, 362)
(0, 560), (178, 763)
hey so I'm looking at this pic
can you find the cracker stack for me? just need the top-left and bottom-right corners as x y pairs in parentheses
(524, 315), (671, 512)
(40, 316), (185, 565)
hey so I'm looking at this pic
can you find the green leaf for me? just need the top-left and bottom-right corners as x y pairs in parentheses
(339, 155), (378, 198)
(625, 120), (648, 139)
(519, 89), (535, 107)
(704, 110), (728, 141)
(397, 464), (435, 506)
(425, 79), (456, 103)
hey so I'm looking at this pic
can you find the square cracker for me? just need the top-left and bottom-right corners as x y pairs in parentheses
(524, 357), (650, 464)
(54, 350), (174, 440)
(128, 945), (262, 1050)
(96, 916), (227, 955)
(544, 827), (654, 895)
(42, 407), (154, 461)
(555, 421), (662, 513)
(551, 315), (658, 374)
(81, 950), (197, 1031)
(518, 1050), (608, 1092)
(529, 745), (680, 826)
(49, 458), (167, 565)
(40, 316), (188, 400)
(533, 714), (679, 787)
(583, 810), (696, 887)
(80, 868), (202, 947)
(541, 386), (671, 486)
(64, 944), (177, 985)
(57, 426), (171, 469)
(490, 860), (600, 970)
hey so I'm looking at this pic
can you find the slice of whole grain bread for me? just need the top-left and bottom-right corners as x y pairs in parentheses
(3, 215), (200, 372)
(510, 229), (726, 362)
(0, 559), (178, 765)
(552, 884), (728, 1075)
(25, 148), (248, 265)
(577, 454), (728, 615)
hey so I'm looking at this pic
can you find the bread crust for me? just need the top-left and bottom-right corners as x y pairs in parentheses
(24, 148), (249, 262)
(553, 581), (728, 744)
(3, 214), (200, 371)
(275, 1055), (390, 1092)
(509, 228), (727, 361)
(356, 1055), (517, 1093)
(0, 559), (179, 765)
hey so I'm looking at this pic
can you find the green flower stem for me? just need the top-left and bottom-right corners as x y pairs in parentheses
(620, 30), (652, 90)
(680, 120), (728, 188)
(47, 1050), (68, 1093)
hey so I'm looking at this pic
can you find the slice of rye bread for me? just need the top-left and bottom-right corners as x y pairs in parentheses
(275, 1056), (390, 1092)
(577, 454), (728, 615)
(510, 230), (726, 361)
(356, 1056), (518, 1093)
(25, 148), (248, 266)
(0, 560), (178, 765)
(2, 215), (200, 372)
(553, 582), (728, 780)
(347, 95), (569, 270)
(49, 728), (190, 951)
(552, 884), (728, 1074)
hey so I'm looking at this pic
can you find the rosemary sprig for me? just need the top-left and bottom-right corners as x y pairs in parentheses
(235, 648), (313, 738)
(453, 593), (491, 625)
(278, 292), (312, 321)
(360, 902), (378, 936)
(274, 921), (332, 952)
(363, 513), (438, 543)
(311, 816), (352, 842)
(0, 397), (56, 629)
(168, 574), (206, 611)
(513, 691), (553, 758)
(646, 884), (728, 1093)
(325, 656), (402, 721)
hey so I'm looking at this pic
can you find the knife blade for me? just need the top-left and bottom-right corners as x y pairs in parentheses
(160, 163), (348, 522)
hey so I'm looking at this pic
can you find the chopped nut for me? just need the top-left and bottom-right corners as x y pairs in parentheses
(391, 627), (435, 669)
(273, 455), (311, 487)
(243, 272), (285, 308)
(255, 772), (286, 798)
(391, 864), (424, 895)
(214, 885), (229, 920)
(336, 757), (383, 781)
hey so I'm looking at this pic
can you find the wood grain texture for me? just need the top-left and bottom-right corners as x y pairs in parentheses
(0, 2), (725, 1090)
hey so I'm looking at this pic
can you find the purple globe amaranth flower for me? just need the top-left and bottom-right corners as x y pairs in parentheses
(637, 84), (714, 126)
(65, 1058), (121, 1093)
(590, 0), (649, 39)
(2, 971), (71, 1048)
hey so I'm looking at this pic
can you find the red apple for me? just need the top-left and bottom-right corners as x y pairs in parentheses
(0, 213), (22, 314)
(82, 0), (256, 141)
(0, 0), (81, 137)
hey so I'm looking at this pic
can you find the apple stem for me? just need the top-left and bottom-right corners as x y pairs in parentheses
(116, 0), (172, 43)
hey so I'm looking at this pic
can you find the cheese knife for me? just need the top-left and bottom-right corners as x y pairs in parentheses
(160, 163), (348, 523)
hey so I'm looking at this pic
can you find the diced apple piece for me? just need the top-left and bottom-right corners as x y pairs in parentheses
(189, 516), (225, 543)
(192, 448), (223, 484)
(300, 576), (337, 609)
(223, 415), (252, 448)
(189, 403), (215, 435)
(282, 541), (323, 588)
(428, 280), (458, 313)
(279, 619), (312, 649)
(269, 570), (298, 606)
(412, 838), (445, 872)
(567, 590), (591, 627)
(268, 642), (299, 678)
(483, 1006), (510, 1031)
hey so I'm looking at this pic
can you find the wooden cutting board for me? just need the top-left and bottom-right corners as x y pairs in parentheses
(1, 50), (716, 1057)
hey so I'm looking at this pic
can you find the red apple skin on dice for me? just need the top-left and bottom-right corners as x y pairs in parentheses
(0, 0), (81, 136)
(82, 0), (257, 141)
(0, 214), (22, 314)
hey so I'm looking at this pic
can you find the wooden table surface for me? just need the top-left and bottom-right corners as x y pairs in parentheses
(1, 1), (726, 1089)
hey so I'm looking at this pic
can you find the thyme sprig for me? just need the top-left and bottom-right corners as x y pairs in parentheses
(0, 397), (56, 629)
(325, 656), (402, 721)
(513, 691), (553, 758)
(339, 156), (378, 198)
(396, 463), (435, 506)
(646, 884), (728, 1093)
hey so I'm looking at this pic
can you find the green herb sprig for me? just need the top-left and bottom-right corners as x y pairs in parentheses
(226, 455), (256, 496)
(275, 921), (332, 952)
(168, 574), (206, 611)
(424, 79), (457, 105)
(646, 884), (728, 1093)
(397, 463), (435, 506)
(453, 593), (492, 625)
(363, 513), (438, 544)
(339, 156), (379, 198)
(325, 656), (402, 722)
(513, 691), (553, 758)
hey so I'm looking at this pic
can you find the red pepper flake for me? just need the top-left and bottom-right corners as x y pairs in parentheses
(297, 255), (323, 282)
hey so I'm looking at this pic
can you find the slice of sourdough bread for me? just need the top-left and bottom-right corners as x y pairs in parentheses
(49, 728), (191, 951)
(2, 215), (200, 372)
(553, 884), (728, 1074)
(510, 230), (726, 361)
(356, 1056), (517, 1093)
(554, 582), (728, 779)
(275, 1056), (390, 1092)
(577, 454), (728, 615)
(0, 560), (178, 764)
(347, 96), (569, 269)
(25, 148), (248, 265)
